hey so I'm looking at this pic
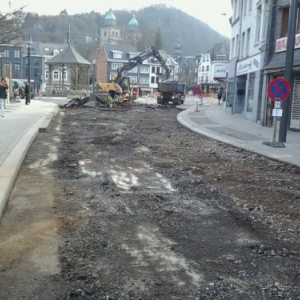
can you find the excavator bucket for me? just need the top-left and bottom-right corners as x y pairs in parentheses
(97, 82), (123, 93)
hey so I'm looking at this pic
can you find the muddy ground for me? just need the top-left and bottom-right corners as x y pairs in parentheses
(0, 104), (300, 300)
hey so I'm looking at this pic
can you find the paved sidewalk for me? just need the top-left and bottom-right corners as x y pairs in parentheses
(0, 99), (59, 219)
(177, 98), (300, 168)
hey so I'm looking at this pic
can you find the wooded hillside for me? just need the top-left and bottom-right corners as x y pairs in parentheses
(23, 4), (229, 57)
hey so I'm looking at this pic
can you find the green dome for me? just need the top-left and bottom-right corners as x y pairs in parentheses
(105, 9), (116, 21)
(128, 14), (138, 26)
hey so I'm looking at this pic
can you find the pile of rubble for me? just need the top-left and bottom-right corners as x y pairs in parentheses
(59, 95), (110, 109)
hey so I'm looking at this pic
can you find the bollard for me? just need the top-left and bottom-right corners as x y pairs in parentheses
(195, 97), (199, 112)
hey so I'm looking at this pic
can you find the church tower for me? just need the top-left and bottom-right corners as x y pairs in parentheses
(100, 9), (122, 46)
(124, 14), (142, 47)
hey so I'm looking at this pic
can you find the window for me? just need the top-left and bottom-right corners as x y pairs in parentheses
(34, 68), (39, 77)
(246, 28), (251, 56)
(234, 0), (238, 20)
(156, 77), (159, 84)
(129, 53), (138, 59)
(62, 71), (67, 80)
(243, 0), (247, 15)
(201, 76), (204, 82)
(45, 70), (49, 79)
(217, 55), (226, 60)
(281, 8), (289, 37)
(13, 64), (21, 77)
(202, 66), (205, 71)
(140, 77), (149, 84)
(206, 66), (209, 71)
(128, 76), (137, 83)
(205, 76), (208, 82)
(140, 67), (149, 73)
(3, 63), (9, 74)
(53, 49), (59, 56)
(3, 50), (9, 58)
(14, 50), (20, 58)
(130, 67), (137, 73)
(255, 4), (262, 42)
(151, 66), (155, 73)
(241, 31), (246, 57)
(53, 71), (59, 80)
(249, 0), (252, 11)
(34, 59), (39, 66)
(151, 76), (155, 83)
(231, 37), (235, 58)
(112, 63), (123, 70)
(112, 52), (122, 59)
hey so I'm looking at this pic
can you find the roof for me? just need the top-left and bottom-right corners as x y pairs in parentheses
(102, 44), (137, 60)
(128, 14), (138, 26)
(45, 45), (91, 65)
(208, 41), (230, 61)
(264, 49), (300, 71)
(105, 9), (116, 20)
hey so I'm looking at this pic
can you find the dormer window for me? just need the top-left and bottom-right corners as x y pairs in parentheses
(44, 47), (49, 51)
(53, 49), (59, 56)
(111, 50), (122, 59)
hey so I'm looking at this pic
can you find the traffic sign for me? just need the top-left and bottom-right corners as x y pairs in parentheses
(267, 78), (291, 101)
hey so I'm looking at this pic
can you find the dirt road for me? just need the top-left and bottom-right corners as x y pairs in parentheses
(0, 104), (300, 299)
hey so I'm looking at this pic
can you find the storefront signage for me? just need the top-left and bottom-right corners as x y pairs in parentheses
(275, 33), (300, 53)
(237, 55), (261, 75)
(214, 65), (227, 79)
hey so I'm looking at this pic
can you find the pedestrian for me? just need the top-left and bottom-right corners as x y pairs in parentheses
(25, 82), (30, 105)
(192, 85), (203, 105)
(217, 91), (222, 105)
(0, 77), (8, 117)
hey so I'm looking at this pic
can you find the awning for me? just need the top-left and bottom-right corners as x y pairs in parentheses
(264, 49), (300, 72)
(140, 88), (151, 91)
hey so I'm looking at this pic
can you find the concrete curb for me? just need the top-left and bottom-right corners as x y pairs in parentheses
(177, 105), (300, 168)
(0, 104), (59, 220)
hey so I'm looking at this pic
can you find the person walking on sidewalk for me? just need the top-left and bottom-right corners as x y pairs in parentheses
(217, 91), (222, 105)
(25, 82), (30, 105)
(0, 78), (8, 117)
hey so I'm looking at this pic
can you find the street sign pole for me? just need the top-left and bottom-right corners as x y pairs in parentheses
(263, 78), (291, 148)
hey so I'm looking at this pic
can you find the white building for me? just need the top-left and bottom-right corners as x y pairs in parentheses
(196, 41), (229, 94)
(226, 0), (270, 122)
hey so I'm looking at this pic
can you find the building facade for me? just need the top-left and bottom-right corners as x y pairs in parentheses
(263, 0), (300, 131)
(226, 0), (269, 122)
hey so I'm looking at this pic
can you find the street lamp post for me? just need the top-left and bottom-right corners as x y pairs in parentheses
(27, 43), (31, 103)
(92, 60), (96, 95)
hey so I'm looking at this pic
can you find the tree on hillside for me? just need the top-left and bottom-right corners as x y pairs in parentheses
(154, 27), (163, 50)
(0, 6), (26, 43)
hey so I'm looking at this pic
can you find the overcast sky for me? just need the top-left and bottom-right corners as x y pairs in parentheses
(4, 0), (232, 37)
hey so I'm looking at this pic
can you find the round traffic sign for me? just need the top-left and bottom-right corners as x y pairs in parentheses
(267, 78), (291, 101)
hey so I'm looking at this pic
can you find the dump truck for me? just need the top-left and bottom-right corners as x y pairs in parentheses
(156, 80), (186, 105)
(97, 46), (172, 104)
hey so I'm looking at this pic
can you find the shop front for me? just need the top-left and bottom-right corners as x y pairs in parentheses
(226, 53), (263, 122)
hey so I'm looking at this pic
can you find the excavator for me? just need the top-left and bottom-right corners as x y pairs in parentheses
(97, 46), (171, 104)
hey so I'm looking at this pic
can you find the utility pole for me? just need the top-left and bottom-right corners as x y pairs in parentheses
(279, 0), (298, 142)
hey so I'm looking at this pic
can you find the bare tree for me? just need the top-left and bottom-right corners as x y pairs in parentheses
(0, 6), (26, 44)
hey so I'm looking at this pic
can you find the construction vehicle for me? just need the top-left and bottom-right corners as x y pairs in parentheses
(97, 46), (172, 103)
(156, 80), (186, 105)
